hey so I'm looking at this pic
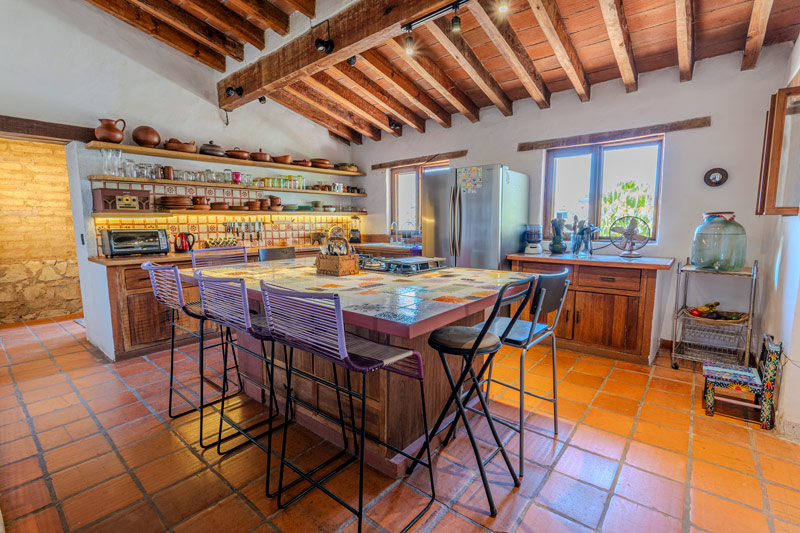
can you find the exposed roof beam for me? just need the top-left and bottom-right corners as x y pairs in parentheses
(216, 0), (457, 110)
(469, 0), (549, 108)
(741, 0), (775, 70)
(283, 0), (315, 19)
(176, 0), (265, 50)
(674, 0), (694, 81)
(526, 0), (590, 101)
(85, 0), (226, 72)
(360, 49), (452, 128)
(385, 37), (480, 122)
(305, 72), (401, 136)
(597, 0), (638, 92)
(128, 0), (245, 61)
(269, 90), (363, 145)
(330, 61), (426, 133)
(224, 0), (289, 36)
(283, 82), (381, 141)
(427, 18), (513, 116)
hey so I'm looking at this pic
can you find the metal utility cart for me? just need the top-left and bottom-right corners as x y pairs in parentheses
(671, 259), (757, 369)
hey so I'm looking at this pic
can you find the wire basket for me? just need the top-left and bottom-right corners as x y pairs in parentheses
(674, 321), (747, 364)
(680, 308), (748, 325)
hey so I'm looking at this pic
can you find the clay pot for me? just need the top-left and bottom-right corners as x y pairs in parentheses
(199, 141), (225, 157)
(95, 118), (126, 143)
(132, 126), (161, 147)
(251, 149), (271, 162)
(225, 147), (250, 159)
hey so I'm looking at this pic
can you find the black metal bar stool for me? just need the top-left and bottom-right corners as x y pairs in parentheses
(410, 275), (535, 517)
(260, 282), (436, 533)
(141, 262), (241, 448)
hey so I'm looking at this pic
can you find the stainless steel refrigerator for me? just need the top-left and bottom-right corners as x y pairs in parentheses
(421, 164), (529, 269)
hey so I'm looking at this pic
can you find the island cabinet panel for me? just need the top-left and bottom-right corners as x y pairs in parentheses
(507, 254), (673, 362)
(126, 292), (172, 346)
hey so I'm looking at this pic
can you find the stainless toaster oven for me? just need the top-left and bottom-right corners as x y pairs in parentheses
(101, 229), (170, 257)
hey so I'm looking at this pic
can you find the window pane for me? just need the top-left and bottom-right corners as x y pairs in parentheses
(599, 143), (659, 237)
(552, 153), (592, 223)
(395, 171), (418, 230)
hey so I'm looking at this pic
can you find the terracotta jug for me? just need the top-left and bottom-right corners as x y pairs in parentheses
(95, 118), (126, 143)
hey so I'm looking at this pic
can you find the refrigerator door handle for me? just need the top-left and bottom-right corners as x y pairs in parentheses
(455, 186), (463, 257)
(448, 186), (455, 256)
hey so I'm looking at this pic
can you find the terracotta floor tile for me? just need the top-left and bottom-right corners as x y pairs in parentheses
(535, 471), (609, 529)
(690, 489), (769, 533)
(572, 361), (610, 378)
(152, 469), (232, 526)
(754, 432), (800, 463)
(32, 403), (90, 433)
(649, 376), (694, 396)
(86, 390), (138, 414)
(554, 446), (618, 489)
(0, 478), (52, 521)
(0, 436), (37, 467)
(504, 428), (565, 467)
(591, 393), (640, 416)
(625, 441), (687, 482)
(82, 500), (164, 533)
(20, 381), (72, 404)
(51, 452), (126, 499)
(0, 406), (26, 426)
(62, 474), (144, 530)
(644, 389), (692, 412)
(0, 420), (30, 445)
(173, 494), (262, 533)
(119, 430), (185, 469)
(615, 464), (684, 518)
(366, 482), (438, 532)
(556, 382), (597, 404)
(44, 433), (112, 473)
(107, 415), (166, 448)
(429, 510), (487, 533)
(583, 408), (635, 436)
(633, 420), (689, 454)
(693, 417), (751, 447)
(570, 425), (627, 460)
(600, 379), (646, 400)
(0, 456), (43, 493)
(608, 368), (650, 386)
(563, 371), (604, 389)
(136, 448), (206, 493)
(537, 397), (587, 421)
(775, 518), (800, 533)
(96, 402), (151, 429)
(639, 404), (691, 431)
(601, 496), (681, 532)
(6, 507), (63, 532)
(767, 483), (800, 524)
(653, 366), (695, 383)
(407, 454), (474, 506)
(691, 459), (762, 506)
(212, 444), (268, 489)
(520, 503), (593, 532)
(761, 455), (800, 490)
(692, 435), (757, 475)
(529, 363), (568, 380)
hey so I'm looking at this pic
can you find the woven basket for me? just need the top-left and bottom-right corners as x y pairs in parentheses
(681, 308), (749, 325)
(315, 254), (359, 276)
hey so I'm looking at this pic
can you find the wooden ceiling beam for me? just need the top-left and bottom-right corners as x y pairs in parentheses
(675, 0), (694, 81)
(84, 0), (227, 71)
(283, 0), (315, 18)
(741, 0), (775, 71)
(128, 0), (245, 61)
(176, 0), (265, 49)
(216, 0), (458, 110)
(470, 0), (549, 108)
(305, 72), (401, 136)
(385, 37), (480, 122)
(284, 82), (382, 141)
(329, 61), (426, 133)
(427, 18), (513, 117)
(597, 0), (638, 92)
(360, 49), (452, 128)
(527, 0), (590, 101)
(269, 90), (363, 144)
(225, 0), (289, 36)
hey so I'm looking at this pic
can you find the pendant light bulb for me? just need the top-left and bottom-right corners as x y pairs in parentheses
(451, 14), (461, 32)
(405, 32), (414, 55)
(498, 0), (509, 13)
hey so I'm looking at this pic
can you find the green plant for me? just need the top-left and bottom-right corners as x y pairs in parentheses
(600, 180), (654, 237)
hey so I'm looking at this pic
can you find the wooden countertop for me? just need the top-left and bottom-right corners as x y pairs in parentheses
(88, 246), (319, 267)
(507, 253), (675, 270)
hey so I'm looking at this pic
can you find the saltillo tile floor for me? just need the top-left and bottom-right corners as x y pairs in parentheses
(1, 315), (800, 532)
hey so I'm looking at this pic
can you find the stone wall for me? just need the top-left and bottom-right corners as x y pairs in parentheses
(0, 138), (81, 323)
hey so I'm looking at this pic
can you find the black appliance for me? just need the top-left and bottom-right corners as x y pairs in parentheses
(101, 229), (170, 257)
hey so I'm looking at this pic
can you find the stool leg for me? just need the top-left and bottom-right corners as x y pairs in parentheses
(356, 373), (367, 533)
(277, 348), (295, 508)
(346, 370), (359, 456)
(332, 363), (350, 452)
(442, 357), (468, 446)
(551, 333), (559, 435)
(405, 379), (436, 532)
(761, 389), (773, 430)
(704, 378), (715, 416)
(216, 328), (231, 456)
(519, 347), (526, 477)
(167, 308), (178, 417)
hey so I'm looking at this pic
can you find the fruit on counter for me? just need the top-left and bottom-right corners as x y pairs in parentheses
(689, 309), (703, 317)
(693, 301), (720, 313)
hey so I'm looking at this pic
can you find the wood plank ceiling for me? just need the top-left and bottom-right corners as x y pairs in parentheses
(86, 0), (799, 144)
(83, 0), (315, 72)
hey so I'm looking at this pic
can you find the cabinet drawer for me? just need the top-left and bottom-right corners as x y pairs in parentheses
(520, 262), (573, 281)
(124, 268), (154, 291)
(579, 266), (640, 291)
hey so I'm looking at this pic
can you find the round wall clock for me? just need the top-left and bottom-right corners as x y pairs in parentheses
(704, 168), (728, 187)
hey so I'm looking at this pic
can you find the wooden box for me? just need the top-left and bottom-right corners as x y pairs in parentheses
(315, 253), (359, 276)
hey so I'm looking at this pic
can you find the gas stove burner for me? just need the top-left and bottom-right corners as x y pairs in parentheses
(358, 255), (448, 276)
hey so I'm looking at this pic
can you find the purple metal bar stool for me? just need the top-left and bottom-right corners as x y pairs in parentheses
(261, 282), (435, 533)
(194, 272), (285, 461)
(140, 262), (241, 448)
(191, 246), (248, 268)
(408, 275), (536, 517)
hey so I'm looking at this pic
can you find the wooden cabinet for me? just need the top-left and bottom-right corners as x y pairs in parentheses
(126, 292), (172, 346)
(508, 255), (673, 362)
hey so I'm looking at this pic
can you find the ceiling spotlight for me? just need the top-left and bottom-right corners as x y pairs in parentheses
(347, 56), (357, 66)
(225, 86), (243, 97)
(498, 0), (509, 13)
(258, 96), (267, 104)
(389, 121), (401, 130)
(451, 7), (461, 32)
(314, 38), (334, 54)
(405, 31), (415, 55)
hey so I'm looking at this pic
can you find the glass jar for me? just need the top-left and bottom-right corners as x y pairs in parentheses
(690, 212), (747, 271)
(101, 149), (122, 176)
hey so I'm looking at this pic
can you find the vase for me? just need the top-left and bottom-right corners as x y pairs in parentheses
(94, 118), (126, 143)
(690, 212), (746, 271)
(549, 237), (567, 254)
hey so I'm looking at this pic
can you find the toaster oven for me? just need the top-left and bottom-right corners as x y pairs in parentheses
(101, 229), (170, 257)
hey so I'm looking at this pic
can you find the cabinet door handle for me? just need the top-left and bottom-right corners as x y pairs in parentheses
(599, 276), (616, 282)
(575, 311), (580, 323)
(563, 310), (570, 322)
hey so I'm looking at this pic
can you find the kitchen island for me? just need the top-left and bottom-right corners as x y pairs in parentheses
(182, 257), (531, 474)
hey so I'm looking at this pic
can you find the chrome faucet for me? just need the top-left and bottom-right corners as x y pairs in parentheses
(389, 221), (398, 243)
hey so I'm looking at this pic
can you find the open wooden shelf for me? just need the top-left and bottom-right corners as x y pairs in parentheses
(88, 175), (367, 197)
(86, 141), (366, 176)
(92, 210), (367, 219)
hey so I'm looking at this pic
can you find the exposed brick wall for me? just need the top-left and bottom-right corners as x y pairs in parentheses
(0, 139), (81, 323)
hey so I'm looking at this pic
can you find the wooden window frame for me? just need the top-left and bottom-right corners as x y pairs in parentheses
(542, 135), (664, 240)
(390, 165), (422, 230)
(756, 86), (800, 216)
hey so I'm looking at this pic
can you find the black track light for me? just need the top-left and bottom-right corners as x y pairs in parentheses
(315, 38), (334, 54)
(389, 121), (401, 130)
(347, 56), (357, 66)
(451, 6), (461, 32)
(258, 96), (267, 104)
(404, 32), (414, 55)
(225, 86), (243, 97)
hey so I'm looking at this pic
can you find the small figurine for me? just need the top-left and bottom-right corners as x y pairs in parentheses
(549, 216), (567, 254)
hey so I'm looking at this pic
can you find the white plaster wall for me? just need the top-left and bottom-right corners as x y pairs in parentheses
(353, 44), (793, 345)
